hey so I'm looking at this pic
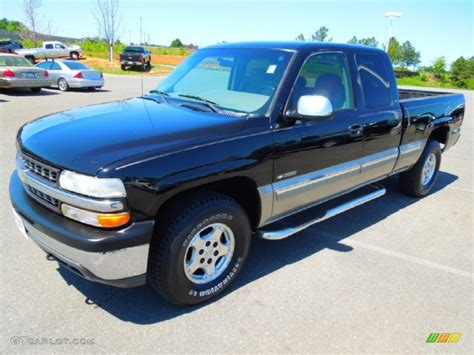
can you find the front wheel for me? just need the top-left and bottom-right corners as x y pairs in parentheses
(70, 51), (79, 60)
(147, 192), (251, 305)
(399, 139), (441, 197)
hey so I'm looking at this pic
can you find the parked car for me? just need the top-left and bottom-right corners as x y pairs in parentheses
(36, 60), (104, 91)
(10, 42), (465, 305)
(119, 46), (151, 70)
(15, 41), (83, 63)
(0, 39), (23, 53)
(0, 53), (51, 92)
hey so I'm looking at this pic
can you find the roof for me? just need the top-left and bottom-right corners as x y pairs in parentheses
(205, 41), (385, 54)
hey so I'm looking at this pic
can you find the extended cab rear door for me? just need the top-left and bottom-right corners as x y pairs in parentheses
(271, 51), (364, 220)
(354, 52), (403, 184)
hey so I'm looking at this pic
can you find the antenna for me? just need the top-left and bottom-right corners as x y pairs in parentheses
(141, 68), (144, 96)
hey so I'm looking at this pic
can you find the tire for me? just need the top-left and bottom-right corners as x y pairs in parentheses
(399, 139), (441, 197)
(121, 65), (126, 70)
(30, 87), (41, 93)
(70, 51), (79, 60)
(141, 62), (146, 71)
(58, 78), (69, 92)
(147, 191), (251, 306)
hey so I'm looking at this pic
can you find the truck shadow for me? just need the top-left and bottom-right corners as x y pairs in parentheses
(58, 171), (458, 324)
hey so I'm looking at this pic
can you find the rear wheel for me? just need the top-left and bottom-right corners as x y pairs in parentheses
(70, 51), (79, 60)
(147, 192), (251, 305)
(58, 78), (69, 92)
(399, 139), (441, 197)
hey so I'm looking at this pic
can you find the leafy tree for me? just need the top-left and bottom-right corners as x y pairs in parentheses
(451, 56), (474, 88)
(0, 18), (26, 32)
(311, 26), (332, 42)
(347, 36), (378, 47)
(387, 37), (403, 66)
(432, 57), (447, 82)
(295, 33), (306, 41)
(170, 38), (184, 48)
(433, 57), (446, 75)
(400, 41), (420, 68)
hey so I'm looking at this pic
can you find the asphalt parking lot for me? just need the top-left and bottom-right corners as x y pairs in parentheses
(0, 77), (472, 353)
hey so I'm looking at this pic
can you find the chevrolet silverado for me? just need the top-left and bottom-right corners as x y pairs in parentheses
(10, 42), (465, 305)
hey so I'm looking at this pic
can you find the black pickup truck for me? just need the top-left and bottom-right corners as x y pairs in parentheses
(119, 46), (151, 71)
(10, 42), (464, 305)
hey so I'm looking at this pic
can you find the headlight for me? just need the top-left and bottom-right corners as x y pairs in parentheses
(59, 170), (126, 198)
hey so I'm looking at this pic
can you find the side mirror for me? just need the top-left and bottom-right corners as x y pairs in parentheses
(288, 95), (334, 121)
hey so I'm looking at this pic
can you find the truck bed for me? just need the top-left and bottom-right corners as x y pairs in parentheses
(398, 88), (456, 101)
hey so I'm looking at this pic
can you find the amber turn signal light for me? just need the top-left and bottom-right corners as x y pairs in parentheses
(97, 212), (131, 228)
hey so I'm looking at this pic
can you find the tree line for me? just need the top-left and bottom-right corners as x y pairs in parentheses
(295, 26), (473, 89)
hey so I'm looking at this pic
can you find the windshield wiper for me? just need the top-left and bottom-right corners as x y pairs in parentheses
(149, 89), (170, 97)
(177, 94), (221, 113)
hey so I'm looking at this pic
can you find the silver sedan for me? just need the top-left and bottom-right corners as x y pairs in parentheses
(0, 53), (51, 92)
(36, 60), (104, 91)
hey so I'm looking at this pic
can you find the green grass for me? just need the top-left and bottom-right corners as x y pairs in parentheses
(82, 57), (173, 76)
(397, 77), (473, 90)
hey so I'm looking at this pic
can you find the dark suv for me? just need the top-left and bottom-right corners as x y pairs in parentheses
(119, 46), (151, 71)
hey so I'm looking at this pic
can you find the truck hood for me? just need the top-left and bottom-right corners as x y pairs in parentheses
(18, 98), (247, 175)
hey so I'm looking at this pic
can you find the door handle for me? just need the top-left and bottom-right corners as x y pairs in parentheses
(348, 124), (363, 137)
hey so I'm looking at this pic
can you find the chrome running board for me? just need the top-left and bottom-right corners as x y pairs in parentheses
(257, 185), (386, 240)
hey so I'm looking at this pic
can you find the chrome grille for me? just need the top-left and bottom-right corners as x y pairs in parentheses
(20, 153), (59, 183)
(26, 186), (60, 212)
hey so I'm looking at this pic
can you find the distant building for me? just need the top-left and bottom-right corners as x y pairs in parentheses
(186, 43), (199, 50)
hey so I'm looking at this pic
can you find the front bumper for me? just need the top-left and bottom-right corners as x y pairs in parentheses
(0, 77), (52, 89)
(10, 171), (154, 287)
(68, 78), (104, 88)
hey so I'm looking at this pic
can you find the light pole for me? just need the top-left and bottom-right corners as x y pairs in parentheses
(384, 11), (402, 52)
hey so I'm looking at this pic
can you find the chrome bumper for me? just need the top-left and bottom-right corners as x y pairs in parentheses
(0, 77), (52, 88)
(68, 78), (104, 88)
(20, 213), (149, 284)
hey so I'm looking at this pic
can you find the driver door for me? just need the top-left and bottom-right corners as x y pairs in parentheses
(271, 51), (364, 219)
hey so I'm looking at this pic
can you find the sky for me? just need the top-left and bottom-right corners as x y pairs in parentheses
(3, 0), (473, 65)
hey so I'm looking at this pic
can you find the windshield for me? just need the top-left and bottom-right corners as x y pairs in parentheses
(157, 48), (293, 114)
(0, 55), (33, 67)
(63, 61), (90, 70)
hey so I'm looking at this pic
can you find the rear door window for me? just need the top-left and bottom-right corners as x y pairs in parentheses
(356, 53), (392, 108)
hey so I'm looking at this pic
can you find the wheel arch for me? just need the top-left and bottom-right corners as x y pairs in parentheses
(429, 125), (449, 147)
(154, 176), (262, 230)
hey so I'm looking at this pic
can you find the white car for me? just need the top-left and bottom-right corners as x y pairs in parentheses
(36, 60), (104, 91)
(15, 41), (83, 63)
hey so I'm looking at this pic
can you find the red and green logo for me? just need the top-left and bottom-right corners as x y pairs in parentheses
(426, 333), (462, 343)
